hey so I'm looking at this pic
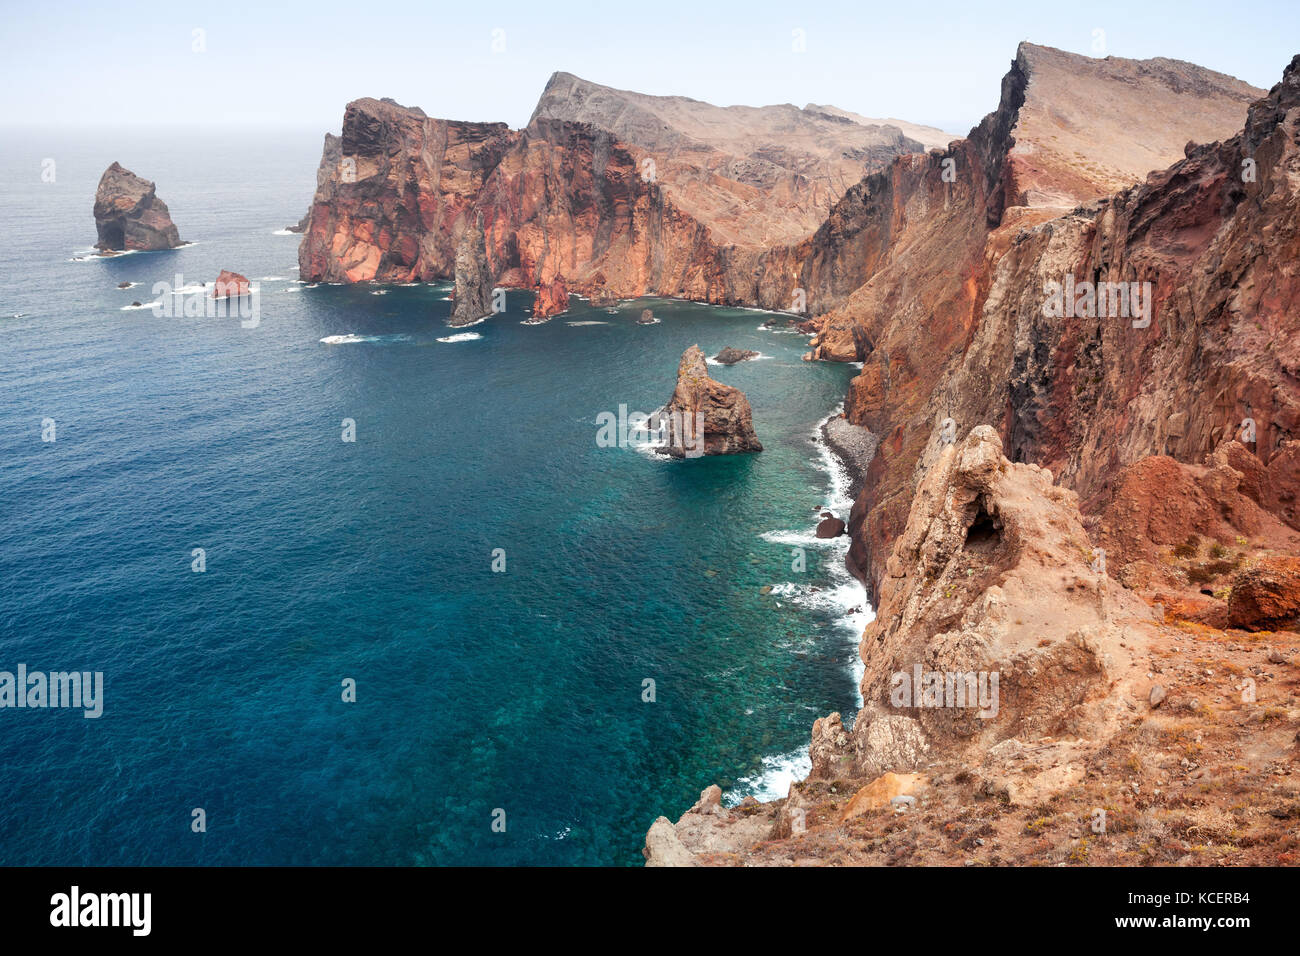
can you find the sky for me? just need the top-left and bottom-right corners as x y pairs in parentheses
(1, 0), (1296, 134)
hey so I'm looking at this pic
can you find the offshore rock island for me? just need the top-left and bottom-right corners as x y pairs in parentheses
(93, 162), (183, 252)
(659, 345), (762, 458)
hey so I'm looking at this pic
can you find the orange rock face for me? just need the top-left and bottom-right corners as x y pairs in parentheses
(1228, 556), (1300, 630)
(296, 84), (934, 315)
(822, 46), (1288, 603)
(212, 270), (250, 298)
(529, 276), (569, 322)
(298, 98), (518, 284)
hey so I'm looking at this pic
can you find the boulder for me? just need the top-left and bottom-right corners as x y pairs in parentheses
(808, 711), (851, 780)
(642, 817), (698, 867)
(1227, 556), (1300, 631)
(852, 713), (930, 778)
(838, 772), (928, 822)
(816, 516), (846, 538)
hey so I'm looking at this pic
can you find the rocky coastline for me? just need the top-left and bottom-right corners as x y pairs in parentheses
(641, 49), (1300, 867)
(277, 38), (1300, 868)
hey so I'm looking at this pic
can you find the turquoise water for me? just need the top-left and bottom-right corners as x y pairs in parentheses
(0, 129), (867, 865)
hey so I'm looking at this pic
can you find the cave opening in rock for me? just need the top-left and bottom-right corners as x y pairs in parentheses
(100, 223), (124, 250)
(964, 502), (1002, 549)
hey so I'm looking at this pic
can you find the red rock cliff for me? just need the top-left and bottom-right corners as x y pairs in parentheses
(296, 83), (938, 314)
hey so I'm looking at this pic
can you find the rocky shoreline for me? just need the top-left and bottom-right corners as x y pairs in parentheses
(820, 414), (878, 501)
(645, 425), (1300, 867)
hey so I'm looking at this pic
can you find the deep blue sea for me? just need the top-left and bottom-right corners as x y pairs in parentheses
(0, 128), (868, 865)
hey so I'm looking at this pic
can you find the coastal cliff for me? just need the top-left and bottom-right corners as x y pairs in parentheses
(286, 43), (1299, 867)
(298, 98), (517, 283)
(832, 48), (1293, 605)
(296, 78), (941, 313)
(644, 50), (1300, 867)
(646, 426), (1300, 866)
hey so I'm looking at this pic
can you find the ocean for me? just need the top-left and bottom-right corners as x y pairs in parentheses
(0, 127), (869, 865)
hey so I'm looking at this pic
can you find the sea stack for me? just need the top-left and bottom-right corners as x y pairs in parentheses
(449, 214), (493, 327)
(660, 345), (762, 457)
(528, 275), (569, 322)
(93, 162), (182, 252)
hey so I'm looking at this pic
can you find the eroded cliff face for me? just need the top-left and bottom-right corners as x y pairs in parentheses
(530, 71), (942, 246)
(644, 50), (1300, 868)
(857, 52), (1300, 602)
(298, 98), (517, 283)
(296, 79), (942, 317)
(471, 117), (734, 302)
(804, 44), (1275, 600)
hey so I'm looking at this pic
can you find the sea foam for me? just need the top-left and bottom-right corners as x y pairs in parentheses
(727, 406), (873, 806)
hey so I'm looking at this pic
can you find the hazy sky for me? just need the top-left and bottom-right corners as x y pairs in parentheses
(2, 0), (1295, 134)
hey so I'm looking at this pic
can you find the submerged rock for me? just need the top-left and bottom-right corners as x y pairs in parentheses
(659, 345), (762, 458)
(93, 162), (183, 252)
(713, 347), (759, 365)
(816, 516), (846, 538)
